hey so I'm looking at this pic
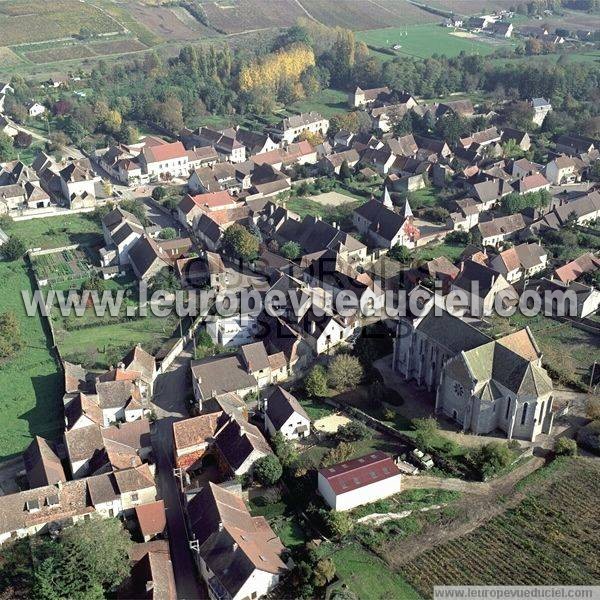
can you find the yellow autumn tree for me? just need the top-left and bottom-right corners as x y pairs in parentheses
(239, 44), (315, 95)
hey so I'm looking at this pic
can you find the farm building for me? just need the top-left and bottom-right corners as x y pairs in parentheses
(318, 451), (402, 511)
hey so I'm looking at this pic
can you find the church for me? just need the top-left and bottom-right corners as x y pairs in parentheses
(393, 300), (554, 441)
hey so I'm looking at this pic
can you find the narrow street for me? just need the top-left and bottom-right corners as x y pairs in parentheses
(151, 346), (206, 599)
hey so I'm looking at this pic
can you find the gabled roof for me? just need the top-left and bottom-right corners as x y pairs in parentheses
(319, 450), (400, 495)
(23, 437), (66, 488)
(143, 141), (187, 164)
(265, 386), (310, 430)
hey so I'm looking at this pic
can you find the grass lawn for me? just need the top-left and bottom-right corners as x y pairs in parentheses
(408, 187), (443, 209)
(414, 241), (466, 262)
(484, 313), (600, 389)
(356, 24), (511, 60)
(0, 259), (62, 460)
(298, 397), (335, 421)
(4, 214), (103, 250)
(286, 196), (363, 221)
(332, 543), (422, 600)
(248, 497), (306, 548)
(54, 312), (178, 370)
(286, 88), (348, 119)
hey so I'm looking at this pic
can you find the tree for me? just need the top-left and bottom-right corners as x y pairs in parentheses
(32, 519), (132, 600)
(222, 223), (259, 261)
(280, 240), (301, 260)
(321, 509), (352, 538)
(149, 267), (181, 294)
(336, 420), (371, 443)
(304, 365), (328, 397)
(554, 437), (578, 456)
(48, 131), (70, 152)
(388, 244), (412, 263)
(152, 186), (166, 201)
(467, 442), (513, 480)
(328, 354), (364, 390)
(1, 235), (26, 261)
(159, 227), (177, 240)
(119, 199), (148, 226)
(0, 132), (15, 162)
(0, 311), (23, 359)
(321, 441), (354, 467)
(339, 159), (352, 181)
(313, 558), (336, 587)
(585, 395), (600, 420)
(253, 455), (283, 485)
(271, 432), (299, 468)
(80, 274), (106, 293)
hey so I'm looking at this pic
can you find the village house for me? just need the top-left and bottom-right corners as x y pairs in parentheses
(554, 134), (594, 156)
(349, 85), (391, 107)
(451, 259), (517, 316)
(545, 155), (584, 185)
(100, 207), (144, 266)
(534, 278), (600, 319)
(186, 483), (288, 600)
(512, 172), (551, 195)
(318, 148), (360, 175)
(25, 101), (46, 118)
(251, 140), (317, 170)
(264, 386), (310, 440)
(501, 128), (531, 152)
(0, 465), (158, 545)
(0, 161), (50, 212)
(121, 540), (176, 599)
(353, 190), (420, 250)
(553, 252), (600, 284)
(140, 139), (190, 181)
(489, 242), (548, 283)
(273, 112), (329, 144)
(530, 97), (552, 126)
(478, 213), (528, 247)
(318, 451), (402, 511)
(173, 411), (272, 478)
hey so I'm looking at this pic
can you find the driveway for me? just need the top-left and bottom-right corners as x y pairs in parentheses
(141, 197), (184, 232)
(152, 343), (194, 419)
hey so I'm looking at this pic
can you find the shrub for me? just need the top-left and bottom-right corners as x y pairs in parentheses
(280, 240), (301, 260)
(151, 186), (166, 201)
(321, 442), (354, 467)
(253, 455), (283, 486)
(577, 420), (600, 454)
(336, 420), (371, 443)
(467, 442), (513, 480)
(554, 437), (577, 457)
(159, 227), (177, 240)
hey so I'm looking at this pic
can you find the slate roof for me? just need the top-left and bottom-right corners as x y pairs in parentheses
(65, 424), (105, 464)
(354, 199), (410, 243)
(265, 386), (310, 430)
(128, 235), (167, 279)
(414, 308), (491, 354)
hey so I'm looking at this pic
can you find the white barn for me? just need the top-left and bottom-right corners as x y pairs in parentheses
(318, 451), (402, 512)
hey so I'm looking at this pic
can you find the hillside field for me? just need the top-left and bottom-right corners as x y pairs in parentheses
(356, 24), (511, 59)
(399, 458), (600, 597)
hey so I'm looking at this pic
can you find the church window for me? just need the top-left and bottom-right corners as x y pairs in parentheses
(505, 397), (512, 419)
(453, 382), (464, 397)
(521, 402), (528, 425)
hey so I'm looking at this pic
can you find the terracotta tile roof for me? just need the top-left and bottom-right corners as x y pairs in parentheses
(135, 499), (167, 538)
(114, 464), (155, 494)
(495, 328), (540, 362)
(23, 437), (66, 488)
(144, 141), (187, 164)
(173, 412), (223, 452)
(554, 252), (600, 283)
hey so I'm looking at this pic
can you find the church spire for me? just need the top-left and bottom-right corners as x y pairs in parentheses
(381, 186), (393, 209)
(402, 195), (413, 218)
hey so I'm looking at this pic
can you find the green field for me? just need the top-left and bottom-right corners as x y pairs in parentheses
(0, 260), (62, 459)
(332, 544), (422, 600)
(286, 88), (349, 119)
(357, 24), (511, 59)
(5, 214), (103, 251)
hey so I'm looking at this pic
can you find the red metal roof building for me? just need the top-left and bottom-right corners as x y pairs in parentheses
(317, 450), (402, 511)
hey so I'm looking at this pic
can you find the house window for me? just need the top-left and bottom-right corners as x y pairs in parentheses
(131, 493), (139, 502)
(521, 402), (528, 425)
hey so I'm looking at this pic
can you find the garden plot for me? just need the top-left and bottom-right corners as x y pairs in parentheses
(31, 247), (95, 286)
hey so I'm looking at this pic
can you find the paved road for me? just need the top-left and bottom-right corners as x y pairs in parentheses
(152, 345), (206, 599)
(141, 197), (184, 233)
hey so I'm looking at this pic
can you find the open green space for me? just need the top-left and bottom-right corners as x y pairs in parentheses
(331, 543), (422, 600)
(357, 24), (511, 60)
(0, 260), (62, 459)
(248, 496), (306, 548)
(286, 88), (349, 119)
(414, 241), (466, 262)
(4, 214), (103, 251)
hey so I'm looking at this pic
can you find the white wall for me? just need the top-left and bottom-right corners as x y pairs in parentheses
(318, 472), (402, 511)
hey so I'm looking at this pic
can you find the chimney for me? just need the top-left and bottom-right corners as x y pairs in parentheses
(233, 542), (238, 551)
(310, 320), (316, 335)
(211, 389), (217, 399)
(239, 426), (245, 437)
(118, 362), (125, 371)
(218, 522), (224, 531)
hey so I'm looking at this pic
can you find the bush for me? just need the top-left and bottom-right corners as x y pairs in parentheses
(320, 509), (352, 539)
(159, 227), (177, 240)
(446, 230), (470, 245)
(554, 437), (577, 457)
(586, 396), (600, 421)
(152, 186), (166, 201)
(253, 455), (283, 486)
(321, 442), (354, 467)
(336, 420), (371, 443)
(280, 240), (301, 260)
(577, 420), (600, 454)
(467, 442), (513, 480)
